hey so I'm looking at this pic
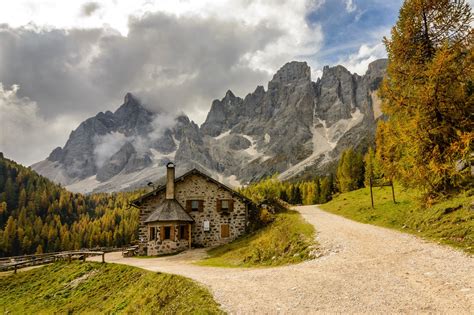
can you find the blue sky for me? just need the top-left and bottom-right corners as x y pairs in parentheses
(302, 0), (402, 74)
(308, 0), (402, 64)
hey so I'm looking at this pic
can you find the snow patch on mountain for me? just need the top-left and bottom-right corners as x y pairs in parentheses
(279, 109), (365, 180)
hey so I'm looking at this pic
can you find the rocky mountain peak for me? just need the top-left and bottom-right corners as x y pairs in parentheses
(33, 59), (388, 193)
(124, 92), (138, 104)
(269, 61), (311, 89)
(225, 90), (235, 99)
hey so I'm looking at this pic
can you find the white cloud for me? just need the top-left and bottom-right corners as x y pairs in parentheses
(345, 0), (357, 13)
(0, 0), (327, 165)
(0, 0), (324, 75)
(338, 42), (386, 75)
(0, 84), (79, 165)
(93, 132), (129, 168)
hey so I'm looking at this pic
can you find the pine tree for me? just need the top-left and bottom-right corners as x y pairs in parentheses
(364, 147), (384, 186)
(378, 0), (473, 198)
(337, 149), (365, 192)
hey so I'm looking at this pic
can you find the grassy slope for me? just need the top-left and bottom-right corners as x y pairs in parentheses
(0, 262), (222, 314)
(319, 186), (473, 254)
(198, 210), (316, 267)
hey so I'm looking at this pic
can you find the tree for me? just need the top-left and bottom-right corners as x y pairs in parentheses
(364, 147), (383, 186)
(311, 179), (321, 204)
(337, 149), (365, 192)
(319, 177), (332, 203)
(289, 185), (302, 205)
(378, 0), (473, 199)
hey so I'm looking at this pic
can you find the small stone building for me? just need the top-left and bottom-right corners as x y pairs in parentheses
(130, 163), (253, 256)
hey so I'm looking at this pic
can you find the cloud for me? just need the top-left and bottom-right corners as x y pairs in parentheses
(345, 0), (357, 13)
(337, 42), (386, 75)
(0, 0), (406, 166)
(80, 2), (100, 17)
(0, 84), (79, 166)
(93, 132), (129, 168)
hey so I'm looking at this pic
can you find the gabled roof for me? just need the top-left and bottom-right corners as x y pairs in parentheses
(130, 168), (254, 206)
(145, 199), (194, 223)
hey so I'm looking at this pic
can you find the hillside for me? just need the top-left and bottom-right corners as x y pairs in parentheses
(0, 262), (222, 314)
(198, 210), (316, 267)
(319, 186), (474, 254)
(0, 153), (141, 257)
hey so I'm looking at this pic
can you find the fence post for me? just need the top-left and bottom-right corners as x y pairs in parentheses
(391, 181), (396, 204)
(102, 253), (105, 263)
(370, 177), (374, 209)
(14, 264), (17, 274)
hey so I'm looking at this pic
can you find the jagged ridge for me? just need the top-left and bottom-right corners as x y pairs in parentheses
(32, 59), (387, 193)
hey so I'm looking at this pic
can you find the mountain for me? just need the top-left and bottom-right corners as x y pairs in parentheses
(32, 59), (387, 193)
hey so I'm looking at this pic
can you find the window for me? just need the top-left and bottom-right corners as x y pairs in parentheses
(186, 200), (203, 212)
(164, 226), (171, 240)
(149, 227), (156, 241)
(221, 224), (230, 238)
(221, 200), (229, 211)
(217, 199), (233, 212)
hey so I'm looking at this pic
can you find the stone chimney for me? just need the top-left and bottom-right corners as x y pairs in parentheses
(166, 162), (175, 200)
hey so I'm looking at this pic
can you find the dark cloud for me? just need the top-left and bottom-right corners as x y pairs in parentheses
(0, 13), (281, 164)
(80, 2), (101, 17)
(0, 13), (280, 119)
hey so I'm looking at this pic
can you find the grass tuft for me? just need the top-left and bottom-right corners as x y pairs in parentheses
(197, 210), (316, 267)
(0, 262), (223, 314)
(319, 186), (473, 254)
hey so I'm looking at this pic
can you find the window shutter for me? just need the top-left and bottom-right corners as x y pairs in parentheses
(229, 199), (234, 212)
(216, 199), (222, 212)
(199, 200), (204, 212)
(170, 226), (175, 240)
(184, 225), (189, 239)
(160, 227), (165, 241)
(186, 200), (192, 212)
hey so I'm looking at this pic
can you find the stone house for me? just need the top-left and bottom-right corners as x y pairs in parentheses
(130, 162), (253, 256)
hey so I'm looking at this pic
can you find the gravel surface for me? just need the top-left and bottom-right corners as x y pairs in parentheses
(93, 206), (474, 314)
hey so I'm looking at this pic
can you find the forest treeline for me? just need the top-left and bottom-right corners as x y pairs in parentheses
(239, 174), (335, 206)
(0, 154), (142, 257)
(239, 147), (379, 206)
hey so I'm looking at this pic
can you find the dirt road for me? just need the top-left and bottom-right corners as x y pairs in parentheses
(92, 206), (474, 313)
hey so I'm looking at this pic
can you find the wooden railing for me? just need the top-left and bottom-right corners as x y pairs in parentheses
(0, 250), (107, 274)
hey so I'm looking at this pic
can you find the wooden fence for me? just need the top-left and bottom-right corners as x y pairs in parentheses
(0, 247), (128, 273)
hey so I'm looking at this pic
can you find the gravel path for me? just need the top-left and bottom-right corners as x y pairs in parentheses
(93, 206), (474, 313)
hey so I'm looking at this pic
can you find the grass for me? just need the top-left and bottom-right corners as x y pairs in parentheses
(0, 262), (223, 314)
(197, 210), (316, 267)
(319, 186), (473, 254)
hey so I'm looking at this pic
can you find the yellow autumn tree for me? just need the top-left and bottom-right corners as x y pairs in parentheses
(377, 0), (473, 200)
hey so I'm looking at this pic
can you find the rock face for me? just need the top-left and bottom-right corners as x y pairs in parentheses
(32, 59), (387, 193)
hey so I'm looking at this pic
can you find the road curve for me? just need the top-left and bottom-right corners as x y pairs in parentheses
(92, 206), (474, 314)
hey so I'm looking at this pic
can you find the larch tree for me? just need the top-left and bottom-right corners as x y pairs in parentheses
(378, 0), (473, 200)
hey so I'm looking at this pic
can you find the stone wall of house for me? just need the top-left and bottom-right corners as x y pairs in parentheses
(138, 173), (248, 253)
(138, 194), (164, 244)
(146, 222), (190, 256)
(176, 174), (248, 247)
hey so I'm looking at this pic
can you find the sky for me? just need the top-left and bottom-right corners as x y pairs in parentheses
(0, 0), (406, 166)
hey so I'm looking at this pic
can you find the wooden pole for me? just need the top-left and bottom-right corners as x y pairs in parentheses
(102, 253), (105, 263)
(14, 264), (17, 274)
(370, 177), (374, 209)
(188, 223), (192, 249)
(391, 181), (396, 204)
